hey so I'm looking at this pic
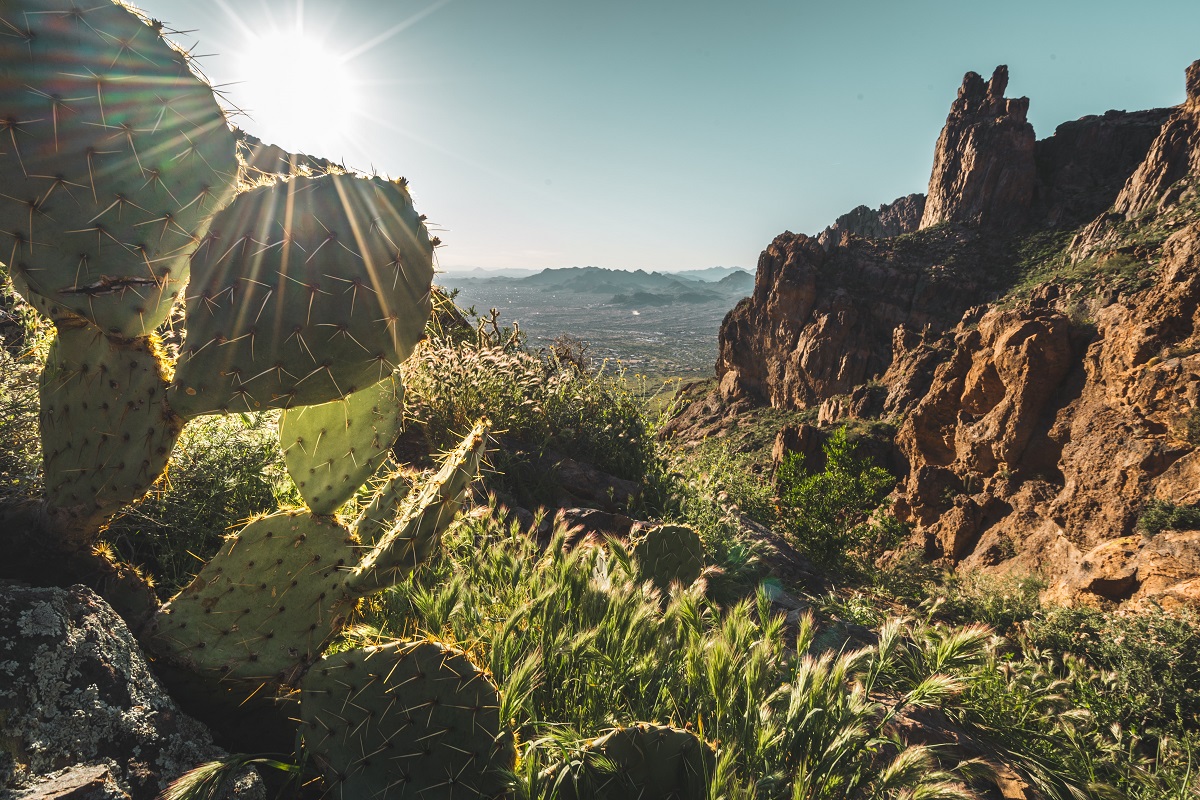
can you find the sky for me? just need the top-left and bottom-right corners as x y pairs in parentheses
(128, 0), (1200, 273)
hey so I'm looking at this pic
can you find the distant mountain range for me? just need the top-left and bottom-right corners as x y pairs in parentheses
(438, 265), (752, 307)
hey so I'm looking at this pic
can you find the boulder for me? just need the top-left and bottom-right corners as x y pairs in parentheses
(0, 583), (263, 800)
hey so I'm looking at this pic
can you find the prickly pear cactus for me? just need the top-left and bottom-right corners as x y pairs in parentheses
(300, 639), (516, 800)
(279, 371), (405, 514)
(345, 419), (488, 596)
(631, 523), (705, 591)
(0, 0), (239, 337)
(40, 321), (181, 523)
(549, 723), (714, 800)
(168, 173), (434, 418)
(142, 510), (358, 684)
(352, 467), (414, 547)
(143, 421), (489, 686)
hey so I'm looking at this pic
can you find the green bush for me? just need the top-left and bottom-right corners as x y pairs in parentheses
(1136, 499), (1200, 535)
(775, 427), (900, 570)
(402, 299), (658, 511)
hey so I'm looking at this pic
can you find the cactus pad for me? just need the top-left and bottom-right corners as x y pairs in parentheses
(168, 173), (434, 418)
(0, 0), (239, 337)
(344, 419), (488, 598)
(143, 510), (359, 685)
(300, 639), (515, 800)
(39, 321), (181, 517)
(631, 523), (705, 591)
(351, 466), (414, 548)
(551, 723), (714, 800)
(280, 371), (405, 514)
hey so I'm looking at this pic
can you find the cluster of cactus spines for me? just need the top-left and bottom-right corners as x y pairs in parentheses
(279, 370), (406, 514)
(167, 172), (434, 418)
(39, 319), (182, 526)
(142, 420), (490, 686)
(352, 467), (414, 547)
(631, 523), (705, 591)
(550, 723), (714, 800)
(0, 0), (239, 339)
(300, 639), (516, 800)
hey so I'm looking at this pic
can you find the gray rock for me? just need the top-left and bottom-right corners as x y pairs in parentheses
(0, 583), (264, 800)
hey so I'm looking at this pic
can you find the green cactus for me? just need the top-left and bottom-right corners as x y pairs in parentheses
(352, 467), (414, 548)
(631, 523), (705, 592)
(345, 419), (488, 595)
(142, 421), (489, 686)
(300, 638), (516, 800)
(547, 723), (714, 800)
(168, 172), (434, 418)
(279, 370), (406, 514)
(0, 0), (239, 338)
(40, 320), (182, 526)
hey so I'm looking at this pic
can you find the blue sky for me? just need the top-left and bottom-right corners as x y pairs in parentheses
(133, 0), (1200, 272)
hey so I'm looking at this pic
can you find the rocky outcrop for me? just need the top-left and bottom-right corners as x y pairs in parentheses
(894, 219), (1200, 605)
(1033, 108), (1173, 227)
(0, 584), (262, 800)
(716, 224), (1003, 409)
(1110, 60), (1200, 219)
(919, 66), (1036, 231)
(816, 194), (926, 248)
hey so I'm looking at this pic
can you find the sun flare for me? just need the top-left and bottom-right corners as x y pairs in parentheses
(236, 30), (361, 153)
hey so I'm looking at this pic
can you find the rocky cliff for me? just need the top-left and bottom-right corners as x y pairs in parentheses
(683, 59), (1200, 606)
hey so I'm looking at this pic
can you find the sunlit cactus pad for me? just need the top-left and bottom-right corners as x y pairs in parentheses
(279, 371), (405, 514)
(351, 466), (413, 548)
(168, 173), (434, 418)
(300, 639), (516, 799)
(39, 322), (180, 515)
(346, 418), (489, 596)
(631, 523), (705, 591)
(144, 510), (358, 684)
(0, 0), (239, 337)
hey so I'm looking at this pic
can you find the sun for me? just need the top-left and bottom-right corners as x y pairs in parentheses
(235, 29), (362, 154)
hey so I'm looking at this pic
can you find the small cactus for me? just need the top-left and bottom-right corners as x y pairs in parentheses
(631, 523), (705, 591)
(300, 639), (516, 799)
(547, 722), (714, 800)
(143, 420), (489, 687)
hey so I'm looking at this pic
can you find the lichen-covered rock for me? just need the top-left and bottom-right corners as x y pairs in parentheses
(0, 583), (263, 800)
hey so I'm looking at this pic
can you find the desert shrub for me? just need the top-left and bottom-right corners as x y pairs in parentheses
(1023, 605), (1200, 738)
(0, 347), (43, 505)
(402, 300), (657, 510)
(931, 571), (1047, 634)
(775, 427), (900, 570)
(1136, 499), (1200, 535)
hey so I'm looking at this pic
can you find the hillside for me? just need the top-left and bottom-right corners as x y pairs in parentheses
(669, 61), (1200, 609)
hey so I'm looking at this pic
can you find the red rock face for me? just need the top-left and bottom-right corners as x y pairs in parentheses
(689, 59), (1200, 607)
(920, 66), (1037, 231)
(716, 226), (996, 409)
(816, 194), (926, 249)
(891, 219), (1200, 606)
